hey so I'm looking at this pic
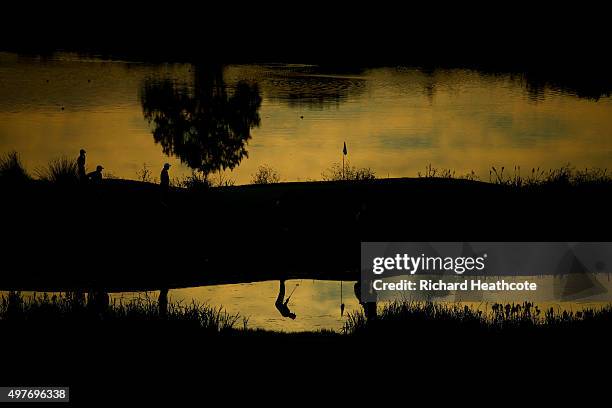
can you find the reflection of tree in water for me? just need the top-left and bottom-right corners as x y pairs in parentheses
(141, 66), (262, 175)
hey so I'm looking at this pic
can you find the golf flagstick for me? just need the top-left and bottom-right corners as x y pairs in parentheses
(342, 141), (347, 179)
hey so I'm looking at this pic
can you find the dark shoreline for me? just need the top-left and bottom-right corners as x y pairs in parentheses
(4, 291), (612, 402)
(4, 47), (611, 101)
(3, 176), (612, 291)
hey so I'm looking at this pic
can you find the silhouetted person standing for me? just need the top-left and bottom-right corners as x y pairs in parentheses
(275, 280), (296, 319)
(159, 288), (169, 318)
(159, 163), (171, 206)
(77, 149), (87, 182)
(87, 289), (109, 316)
(87, 165), (103, 184)
(354, 279), (377, 321)
(160, 163), (171, 190)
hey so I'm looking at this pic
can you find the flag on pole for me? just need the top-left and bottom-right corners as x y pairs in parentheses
(343, 141), (347, 155)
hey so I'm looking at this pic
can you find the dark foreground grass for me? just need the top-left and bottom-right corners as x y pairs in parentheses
(419, 163), (612, 188)
(344, 300), (612, 335)
(0, 291), (347, 340)
(3, 292), (612, 338)
(4, 293), (612, 398)
(0, 291), (244, 333)
(34, 156), (79, 185)
(0, 151), (30, 183)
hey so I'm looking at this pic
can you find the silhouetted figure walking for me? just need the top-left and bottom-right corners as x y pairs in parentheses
(275, 279), (296, 319)
(87, 165), (103, 184)
(77, 149), (87, 182)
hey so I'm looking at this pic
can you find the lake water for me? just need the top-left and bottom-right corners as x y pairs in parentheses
(4, 275), (612, 332)
(2, 51), (612, 184)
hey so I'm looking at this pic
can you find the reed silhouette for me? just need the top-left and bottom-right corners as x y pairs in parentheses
(35, 156), (79, 186)
(5, 292), (611, 335)
(0, 151), (30, 184)
(343, 300), (612, 338)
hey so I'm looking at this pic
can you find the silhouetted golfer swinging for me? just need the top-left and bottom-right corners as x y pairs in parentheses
(275, 280), (297, 319)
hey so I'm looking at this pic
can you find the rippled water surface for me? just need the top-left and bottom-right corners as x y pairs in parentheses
(2, 52), (612, 183)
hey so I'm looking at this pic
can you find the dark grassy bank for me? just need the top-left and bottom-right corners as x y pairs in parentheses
(344, 301), (612, 335)
(4, 292), (612, 347)
(4, 292), (611, 336)
(2, 156), (612, 291)
(4, 294), (612, 395)
(4, 291), (612, 403)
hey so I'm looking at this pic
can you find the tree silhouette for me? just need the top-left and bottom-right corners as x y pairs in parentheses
(141, 66), (262, 176)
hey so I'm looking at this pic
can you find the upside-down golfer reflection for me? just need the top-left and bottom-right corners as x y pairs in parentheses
(275, 280), (297, 320)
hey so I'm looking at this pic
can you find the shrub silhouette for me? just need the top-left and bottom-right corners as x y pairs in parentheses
(0, 151), (30, 184)
(251, 165), (280, 184)
(35, 156), (79, 185)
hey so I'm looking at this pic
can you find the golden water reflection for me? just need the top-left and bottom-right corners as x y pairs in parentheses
(4, 276), (612, 332)
(2, 52), (612, 184)
(114, 275), (612, 331)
